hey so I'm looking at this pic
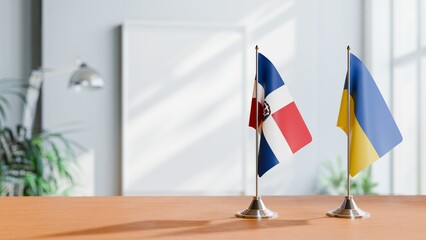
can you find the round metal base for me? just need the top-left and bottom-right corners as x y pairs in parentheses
(327, 195), (370, 219)
(236, 197), (278, 219)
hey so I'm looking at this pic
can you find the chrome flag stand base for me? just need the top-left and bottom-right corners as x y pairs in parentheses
(327, 195), (370, 219)
(236, 196), (278, 219)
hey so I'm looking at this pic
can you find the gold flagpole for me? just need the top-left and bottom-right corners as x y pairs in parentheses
(326, 46), (369, 219)
(236, 45), (277, 219)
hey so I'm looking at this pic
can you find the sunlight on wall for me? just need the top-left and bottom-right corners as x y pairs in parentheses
(121, 0), (361, 196)
(259, 19), (295, 68)
(172, 31), (243, 79)
(393, 0), (417, 58)
(393, 62), (418, 194)
(367, 0), (426, 195)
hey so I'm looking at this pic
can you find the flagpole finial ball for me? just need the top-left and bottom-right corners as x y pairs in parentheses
(347, 45), (351, 51)
(255, 45), (259, 51)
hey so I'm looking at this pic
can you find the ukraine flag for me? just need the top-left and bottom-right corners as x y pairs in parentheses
(337, 53), (403, 177)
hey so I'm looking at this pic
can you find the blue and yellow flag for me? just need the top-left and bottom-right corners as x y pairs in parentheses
(337, 53), (402, 177)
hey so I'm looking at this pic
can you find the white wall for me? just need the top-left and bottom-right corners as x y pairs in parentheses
(42, 0), (363, 195)
(365, 0), (426, 195)
(0, 0), (32, 127)
(364, 0), (393, 194)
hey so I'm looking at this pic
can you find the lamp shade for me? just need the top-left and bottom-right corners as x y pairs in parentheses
(69, 63), (104, 90)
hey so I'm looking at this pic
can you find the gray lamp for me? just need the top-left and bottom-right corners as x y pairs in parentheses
(22, 61), (105, 136)
(69, 63), (104, 90)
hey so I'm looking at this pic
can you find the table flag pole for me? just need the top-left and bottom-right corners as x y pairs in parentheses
(236, 45), (277, 219)
(326, 46), (369, 219)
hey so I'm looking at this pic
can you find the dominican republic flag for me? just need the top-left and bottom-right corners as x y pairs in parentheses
(249, 53), (312, 177)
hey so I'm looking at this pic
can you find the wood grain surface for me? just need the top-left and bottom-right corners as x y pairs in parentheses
(0, 196), (425, 239)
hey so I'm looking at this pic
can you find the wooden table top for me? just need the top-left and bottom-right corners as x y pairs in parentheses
(1, 195), (425, 239)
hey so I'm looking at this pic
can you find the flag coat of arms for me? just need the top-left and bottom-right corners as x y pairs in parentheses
(337, 53), (403, 176)
(249, 53), (312, 177)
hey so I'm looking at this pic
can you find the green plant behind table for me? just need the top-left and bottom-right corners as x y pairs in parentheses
(0, 78), (81, 196)
(0, 126), (83, 196)
(319, 156), (378, 195)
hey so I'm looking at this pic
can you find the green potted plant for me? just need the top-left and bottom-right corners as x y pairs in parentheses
(318, 156), (378, 195)
(0, 79), (80, 196)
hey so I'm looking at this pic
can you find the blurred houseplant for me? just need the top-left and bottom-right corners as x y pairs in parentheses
(318, 156), (378, 195)
(0, 79), (80, 196)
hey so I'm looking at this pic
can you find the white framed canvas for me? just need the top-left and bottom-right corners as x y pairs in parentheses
(121, 21), (248, 195)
